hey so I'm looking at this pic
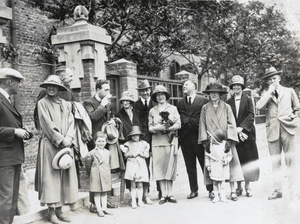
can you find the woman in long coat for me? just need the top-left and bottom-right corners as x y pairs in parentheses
(226, 75), (260, 197)
(36, 75), (78, 223)
(149, 85), (181, 204)
(199, 82), (244, 201)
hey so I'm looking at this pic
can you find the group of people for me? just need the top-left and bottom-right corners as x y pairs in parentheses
(0, 65), (299, 224)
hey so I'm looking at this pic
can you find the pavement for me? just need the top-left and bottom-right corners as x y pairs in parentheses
(13, 124), (300, 224)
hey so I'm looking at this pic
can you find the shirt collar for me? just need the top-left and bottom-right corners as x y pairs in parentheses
(141, 97), (150, 104)
(94, 93), (101, 102)
(187, 93), (196, 101)
(0, 88), (10, 102)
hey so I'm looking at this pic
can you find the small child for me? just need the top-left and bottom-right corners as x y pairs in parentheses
(205, 130), (232, 203)
(120, 126), (150, 209)
(84, 131), (113, 217)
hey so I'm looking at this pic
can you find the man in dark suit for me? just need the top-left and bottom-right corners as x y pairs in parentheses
(0, 68), (31, 224)
(177, 80), (213, 200)
(83, 79), (117, 211)
(133, 79), (157, 204)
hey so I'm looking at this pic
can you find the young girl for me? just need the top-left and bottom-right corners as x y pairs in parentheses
(205, 130), (233, 203)
(84, 131), (113, 217)
(120, 126), (150, 209)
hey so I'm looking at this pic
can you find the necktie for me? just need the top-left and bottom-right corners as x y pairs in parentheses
(188, 97), (192, 107)
(274, 90), (278, 98)
(144, 99), (148, 110)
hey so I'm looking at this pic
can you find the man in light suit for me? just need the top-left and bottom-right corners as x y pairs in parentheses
(256, 67), (300, 200)
(177, 80), (213, 200)
(0, 68), (31, 224)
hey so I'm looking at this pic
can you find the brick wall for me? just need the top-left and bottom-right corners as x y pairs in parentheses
(1, 0), (56, 170)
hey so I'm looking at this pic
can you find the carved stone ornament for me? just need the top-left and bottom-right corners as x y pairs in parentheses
(74, 5), (89, 21)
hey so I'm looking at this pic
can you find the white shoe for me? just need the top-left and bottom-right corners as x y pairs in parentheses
(138, 201), (145, 207)
(212, 195), (220, 203)
(145, 197), (153, 205)
(220, 195), (228, 203)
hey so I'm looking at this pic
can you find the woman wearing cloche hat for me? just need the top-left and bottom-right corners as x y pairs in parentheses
(200, 82), (244, 202)
(115, 91), (141, 143)
(227, 75), (260, 198)
(35, 75), (78, 223)
(148, 85), (181, 204)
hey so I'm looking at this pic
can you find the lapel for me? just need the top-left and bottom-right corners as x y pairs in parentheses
(121, 107), (133, 125)
(0, 93), (20, 116)
(277, 87), (284, 103)
(207, 101), (225, 129)
(228, 96), (237, 119)
(238, 93), (247, 118)
(188, 95), (199, 115)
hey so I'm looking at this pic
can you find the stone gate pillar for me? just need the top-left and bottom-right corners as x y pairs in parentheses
(51, 5), (111, 100)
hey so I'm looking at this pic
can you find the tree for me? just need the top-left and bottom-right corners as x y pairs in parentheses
(27, 0), (300, 89)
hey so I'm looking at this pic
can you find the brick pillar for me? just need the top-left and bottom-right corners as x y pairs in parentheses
(51, 5), (111, 101)
(107, 59), (138, 100)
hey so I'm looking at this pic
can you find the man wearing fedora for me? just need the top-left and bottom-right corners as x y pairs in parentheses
(177, 80), (214, 200)
(83, 79), (118, 211)
(0, 68), (31, 224)
(133, 80), (158, 203)
(257, 67), (300, 200)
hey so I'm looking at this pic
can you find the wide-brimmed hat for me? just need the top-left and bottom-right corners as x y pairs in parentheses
(151, 85), (171, 102)
(229, 75), (245, 90)
(262, 67), (282, 80)
(52, 147), (73, 169)
(119, 91), (135, 103)
(136, 79), (152, 90)
(207, 130), (226, 144)
(127, 126), (144, 139)
(101, 122), (119, 144)
(40, 75), (68, 91)
(0, 68), (25, 80)
(203, 82), (228, 94)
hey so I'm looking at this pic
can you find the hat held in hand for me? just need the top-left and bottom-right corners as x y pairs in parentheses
(52, 147), (73, 169)
(101, 123), (119, 144)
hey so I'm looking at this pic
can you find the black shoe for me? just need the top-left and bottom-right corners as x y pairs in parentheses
(107, 201), (118, 208)
(167, 196), (177, 203)
(159, 196), (167, 205)
(187, 192), (198, 199)
(208, 191), (215, 200)
(89, 204), (97, 213)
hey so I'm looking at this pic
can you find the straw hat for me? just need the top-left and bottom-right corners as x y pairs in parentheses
(0, 68), (25, 80)
(203, 82), (228, 94)
(229, 75), (245, 90)
(151, 85), (170, 102)
(136, 79), (152, 90)
(101, 123), (119, 144)
(119, 91), (135, 103)
(52, 147), (73, 169)
(40, 75), (68, 91)
(127, 126), (144, 139)
(262, 67), (282, 80)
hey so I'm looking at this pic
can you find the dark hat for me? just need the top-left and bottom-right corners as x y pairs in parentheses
(207, 130), (226, 144)
(203, 82), (228, 94)
(229, 75), (245, 90)
(151, 85), (171, 103)
(0, 68), (25, 80)
(262, 67), (282, 80)
(40, 75), (68, 91)
(119, 91), (135, 103)
(136, 79), (152, 90)
(101, 122), (119, 144)
(52, 147), (73, 169)
(127, 126), (144, 138)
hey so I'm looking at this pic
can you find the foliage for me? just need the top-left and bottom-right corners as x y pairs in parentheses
(0, 43), (19, 63)
(25, 0), (300, 89)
